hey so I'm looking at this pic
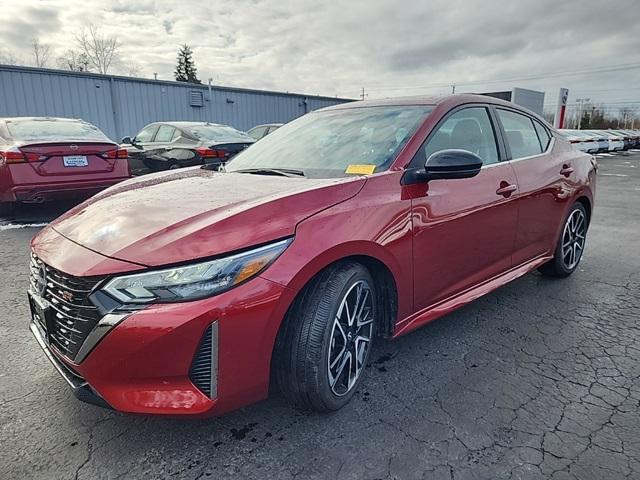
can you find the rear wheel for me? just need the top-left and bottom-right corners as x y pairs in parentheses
(274, 262), (376, 411)
(539, 202), (588, 277)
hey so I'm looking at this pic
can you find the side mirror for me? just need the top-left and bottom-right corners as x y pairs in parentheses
(121, 136), (133, 144)
(402, 149), (483, 184)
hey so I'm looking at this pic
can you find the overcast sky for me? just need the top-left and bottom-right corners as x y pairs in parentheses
(1, 0), (639, 113)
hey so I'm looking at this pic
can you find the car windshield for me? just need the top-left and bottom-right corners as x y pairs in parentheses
(225, 105), (433, 178)
(187, 124), (252, 142)
(6, 119), (109, 141)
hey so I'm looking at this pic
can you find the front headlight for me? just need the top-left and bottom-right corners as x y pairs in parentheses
(102, 238), (291, 304)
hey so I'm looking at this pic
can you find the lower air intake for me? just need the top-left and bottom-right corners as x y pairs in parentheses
(189, 322), (218, 398)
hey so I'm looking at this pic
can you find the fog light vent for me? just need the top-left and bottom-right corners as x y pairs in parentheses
(189, 322), (218, 398)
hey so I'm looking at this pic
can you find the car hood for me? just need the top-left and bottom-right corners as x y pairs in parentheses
(46, 168), (364, 267)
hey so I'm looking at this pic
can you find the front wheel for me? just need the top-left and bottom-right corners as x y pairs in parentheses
(539, 202), (589, 277)
(274, 262), (377, 411)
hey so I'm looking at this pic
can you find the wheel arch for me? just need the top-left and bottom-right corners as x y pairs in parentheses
(275, 245), (401, 336)
(267, 249), (400, 396)
(575, 195), (592, 224)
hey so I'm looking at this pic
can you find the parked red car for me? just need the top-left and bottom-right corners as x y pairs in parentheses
(28, 95), (596, 417)
(0, 117), (130, 216)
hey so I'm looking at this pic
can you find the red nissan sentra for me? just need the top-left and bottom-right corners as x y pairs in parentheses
(28, 95), (596, 416)
(0, 117), (130, 216)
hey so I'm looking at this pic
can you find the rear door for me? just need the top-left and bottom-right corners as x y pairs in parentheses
(494, 108), (569, 265)
(154, 126), (203, 168)
(410, 105), (519, 312)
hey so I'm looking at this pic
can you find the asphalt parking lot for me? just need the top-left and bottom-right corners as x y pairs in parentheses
(1, 152), (639, 480)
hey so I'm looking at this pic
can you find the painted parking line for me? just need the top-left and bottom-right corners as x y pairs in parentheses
(600, 173), (629, 177)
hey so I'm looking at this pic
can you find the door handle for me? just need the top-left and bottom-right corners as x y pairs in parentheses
(496, 182), (517, 197)
(560, 164), (574, 177)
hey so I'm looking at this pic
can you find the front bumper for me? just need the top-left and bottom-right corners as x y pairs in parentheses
(29, 320), (112, 409)
(28, 273), (291, 417)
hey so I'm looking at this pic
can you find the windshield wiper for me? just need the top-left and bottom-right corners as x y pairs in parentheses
(232, 168), (305, 178)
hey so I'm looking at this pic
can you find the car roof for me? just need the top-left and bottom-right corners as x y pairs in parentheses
(318, 93), (550, 124)
(320, 93), (524, 110)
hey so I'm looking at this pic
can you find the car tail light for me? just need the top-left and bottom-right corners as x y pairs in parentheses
(0, 150), (26, 164)
(101, 149), (128, 159)
(196, 148), (229, 159)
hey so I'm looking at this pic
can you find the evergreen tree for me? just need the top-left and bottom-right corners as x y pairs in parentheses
(174, 45), (200, 83)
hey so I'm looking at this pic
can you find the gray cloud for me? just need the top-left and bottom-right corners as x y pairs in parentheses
(0, 0), (638, 111)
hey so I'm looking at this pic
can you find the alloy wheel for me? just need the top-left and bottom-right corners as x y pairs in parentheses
(561, 208), (587, 270)
(327, 280), (374, 396)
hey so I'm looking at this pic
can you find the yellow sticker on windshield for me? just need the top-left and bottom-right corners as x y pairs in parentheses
(345, 164), (376, 175)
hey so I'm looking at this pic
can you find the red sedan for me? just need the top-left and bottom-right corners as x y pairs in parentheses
(0, 117), (130, 216)
(28, 94), (596, 416)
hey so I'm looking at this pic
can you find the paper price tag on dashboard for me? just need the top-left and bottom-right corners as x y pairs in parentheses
(345, 164), (376, 175)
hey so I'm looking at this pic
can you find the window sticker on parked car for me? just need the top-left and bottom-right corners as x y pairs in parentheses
(345, 164), (376, 175)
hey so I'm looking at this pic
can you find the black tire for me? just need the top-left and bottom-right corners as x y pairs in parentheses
(539, 202), (589, 278)
(274, 262), (377, 412)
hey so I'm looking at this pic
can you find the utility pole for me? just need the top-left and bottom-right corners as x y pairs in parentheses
(575, 98), (590, 129)
(360, 87), (366, 101)
(451, 84), (456, 94)
(153, 72), (158, 80)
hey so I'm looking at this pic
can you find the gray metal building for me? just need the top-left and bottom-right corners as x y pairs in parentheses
(480, 87), (546, 116)
(0, 65), (351, 140)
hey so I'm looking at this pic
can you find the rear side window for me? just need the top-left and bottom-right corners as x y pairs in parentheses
(533, 120), (551, 150)
(154, 125), (176, 143)
(421, 106), (499, 165)
(497, 109), (543, 159)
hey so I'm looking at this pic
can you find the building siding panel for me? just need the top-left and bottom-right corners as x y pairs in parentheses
(0, 65), (350, 140)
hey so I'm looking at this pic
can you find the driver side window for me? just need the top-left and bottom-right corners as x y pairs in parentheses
(422, 107), (499, 165)
(134, 125), (158, 143)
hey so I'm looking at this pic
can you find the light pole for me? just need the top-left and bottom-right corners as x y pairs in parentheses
(575, 98), (590, 129)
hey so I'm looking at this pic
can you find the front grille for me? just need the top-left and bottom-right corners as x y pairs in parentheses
(189, 323), (218, 398)
(30, 254), (104, 361)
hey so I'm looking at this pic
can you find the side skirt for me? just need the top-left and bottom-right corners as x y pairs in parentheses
(392, 254), (553, 338)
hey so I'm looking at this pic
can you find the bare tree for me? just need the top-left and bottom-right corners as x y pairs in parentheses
(113, 58), (142, 77)
(123, 62), (141, 77)
(32, 38), (52, 67)
(619, 107), (634, 128)
(0, 48), (21, 65)
(56, 49), (91, 72)
(75, 24), (120, 74)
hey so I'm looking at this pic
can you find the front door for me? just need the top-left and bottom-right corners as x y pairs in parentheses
(410, 106), (519, 312)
